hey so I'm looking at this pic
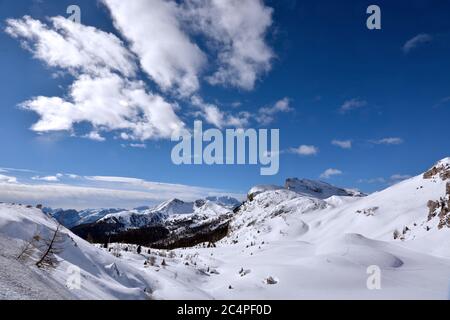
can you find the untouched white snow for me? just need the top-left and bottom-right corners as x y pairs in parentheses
(0, 158), (449, 300)
(0, 204), (158, 300)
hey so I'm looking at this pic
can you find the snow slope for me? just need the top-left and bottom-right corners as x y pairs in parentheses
(0, 204), (159, 300)
(1, 158), (449, 300)
(229, 158), (450, 254)
(106, 158), (449, 300)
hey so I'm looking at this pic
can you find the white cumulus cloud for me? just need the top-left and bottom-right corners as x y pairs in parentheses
(5, 16), (137, 77)
(0, 174), (18, 184)
(320, 168), (343, 179)
(290, 145), (319, 156)
(183, 0), (274, 90)
(83, 131), (106, 142)
(6, 1), (277, 143)
(7, 15), (185, 141)
(103, 0), (206, 96)
(21, 72), (185, 141)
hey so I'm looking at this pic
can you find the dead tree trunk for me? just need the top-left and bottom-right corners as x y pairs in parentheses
(36, 224), (65, 269)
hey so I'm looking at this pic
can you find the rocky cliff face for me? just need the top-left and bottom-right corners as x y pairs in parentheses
(427, 182), (450, 229)
(424, 158), (450, 229)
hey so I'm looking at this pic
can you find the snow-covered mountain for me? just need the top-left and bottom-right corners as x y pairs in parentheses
(47, 208), (125, 228)
(204, 196), (241, 209)
(285, 178), (366, 198)
(227, 158), (450, 253)
(96, 197), (236, 231)
(1, 158), (449, 299)
(47, 196), (241, 231)
(248, 180), (365, 201)
(68, 197), (237, 250)
(0, 204), (157, 300)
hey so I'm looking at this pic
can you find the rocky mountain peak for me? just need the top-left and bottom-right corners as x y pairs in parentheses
(423, 157), (450, 180)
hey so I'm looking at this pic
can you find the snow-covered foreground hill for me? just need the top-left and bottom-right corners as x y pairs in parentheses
(0, 204), (159, 300)
(0, 158), (449, 300)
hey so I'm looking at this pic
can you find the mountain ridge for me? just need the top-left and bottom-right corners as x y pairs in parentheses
(0, 157), (449, 299)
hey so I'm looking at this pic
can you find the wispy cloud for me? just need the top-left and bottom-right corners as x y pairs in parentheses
(320, 168), (342, 179)
(130, 144), (147, 149)
(358, 177), (386, 184)
(370, 137), (404, 145)
(0, 167), (37, 173)
(257, 97), (293, 125)
(289, 145), (319, 156)
(332, 140), (352, 149)
(403, 33), (432, 54)
(191, 95), (250, 129)
(358, 174), (411, 185)
(433, 96), (450, 108)
(0, 169), (243, 209)
(339, 98), (367, 113)
(390, 174), (412, 182)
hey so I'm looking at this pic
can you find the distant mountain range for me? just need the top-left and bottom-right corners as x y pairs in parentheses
(45, 196), (241, 229)
(0, 158), (449, 299)
(55, 178), (368, 249)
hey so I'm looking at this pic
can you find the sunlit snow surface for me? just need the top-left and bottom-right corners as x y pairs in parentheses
(0, 159), (449, 299)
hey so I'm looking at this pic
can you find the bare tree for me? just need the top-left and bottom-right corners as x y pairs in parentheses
(17, 228), (41, 262)
(35, 224), (66, 269)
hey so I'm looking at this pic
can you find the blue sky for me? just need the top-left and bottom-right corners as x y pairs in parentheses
(0, 0), (449, 208)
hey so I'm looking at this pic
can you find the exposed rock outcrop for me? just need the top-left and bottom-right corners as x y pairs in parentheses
(423, 158), (450, 180)
(427, 182), (450, 229)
